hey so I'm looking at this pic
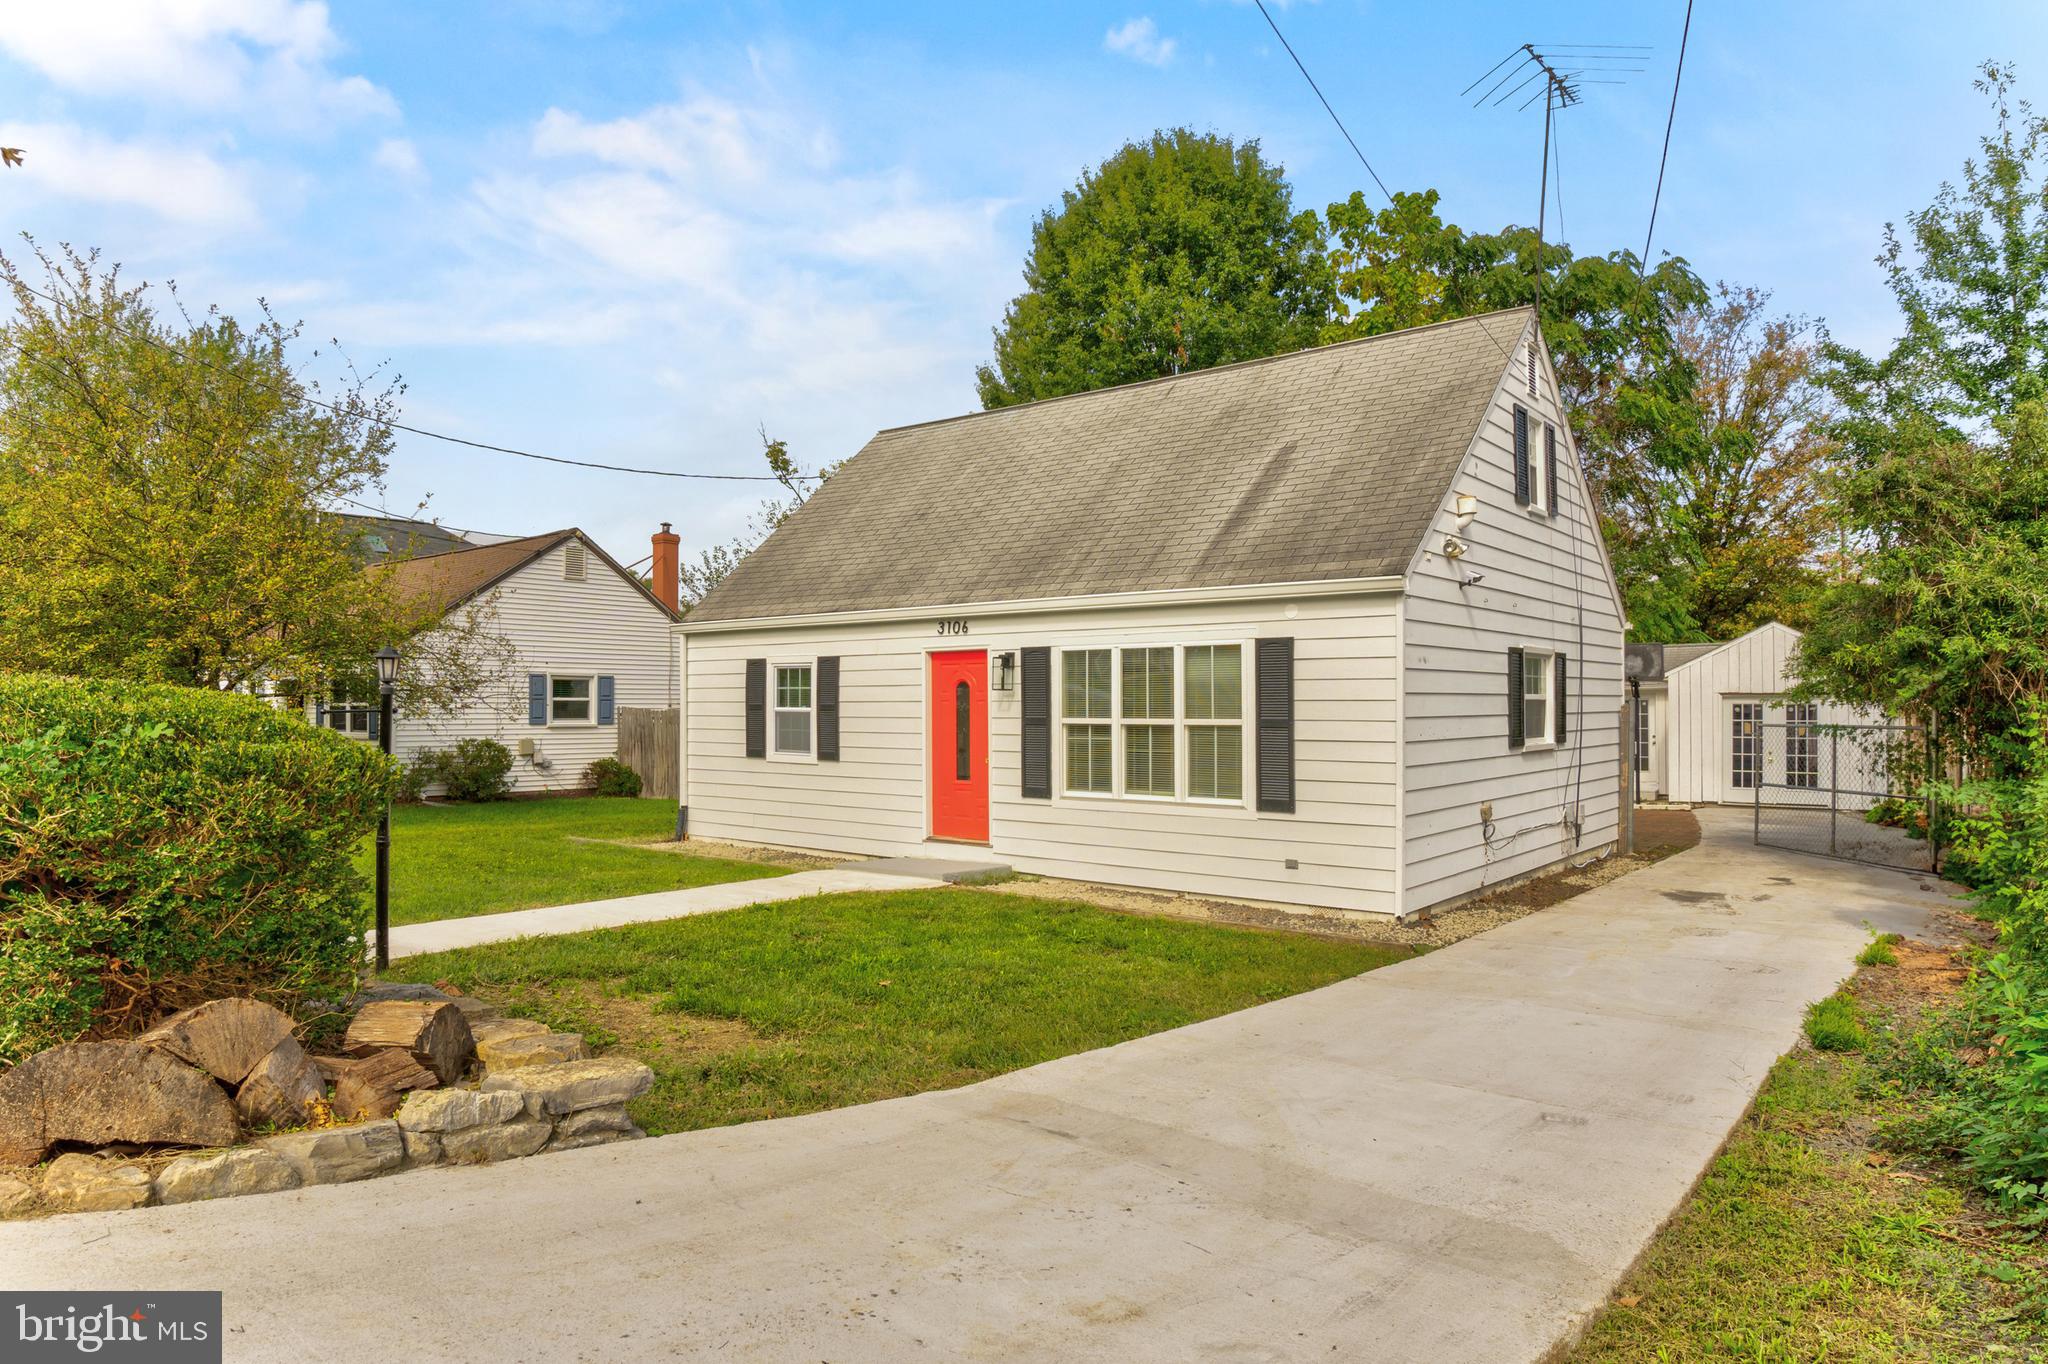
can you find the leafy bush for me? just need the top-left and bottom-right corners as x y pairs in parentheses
(0, 673), (397, 1064)
(1804, 994), (1869, 1052)
(403, 737), (513, 802)
(585, 756), (642, 798)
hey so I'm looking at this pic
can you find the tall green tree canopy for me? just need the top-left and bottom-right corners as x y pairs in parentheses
(0, 243), (505, 712)
(975, 129), (1333, 407)
(1800, 63), (2048, 764)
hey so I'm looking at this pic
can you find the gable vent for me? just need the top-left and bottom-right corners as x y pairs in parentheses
(1526, 347), (1537, 397)
(563, 540), (587, 582)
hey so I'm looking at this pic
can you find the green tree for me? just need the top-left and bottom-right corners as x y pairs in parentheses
(976, 129), (1333, 407)
(679, 429), (842, 608)
(0, 242), (505, 713)
(1800, 62), (2048, 765)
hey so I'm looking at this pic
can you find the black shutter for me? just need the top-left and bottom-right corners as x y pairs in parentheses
(1255, 637), (1295, 814)
(1020, 647), (1051, 799)
(1512, 406), (1531, 506)
(1507, 646), (1525, 749)
(1545, 424), (1559, 518)
(744, 659), (766, 759)
(816, 657), (840, 761)
(1555, 654), (1569, 742)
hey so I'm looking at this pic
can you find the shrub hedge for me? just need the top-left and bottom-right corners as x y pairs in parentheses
(585, 756), (642, 798)
(400, 737), (513, 802)
(0, 673), (398, 1064)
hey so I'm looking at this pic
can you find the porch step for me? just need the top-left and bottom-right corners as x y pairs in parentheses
(852, 856), (1012, 884)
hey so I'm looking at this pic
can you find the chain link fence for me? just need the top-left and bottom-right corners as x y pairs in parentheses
(1752, 720), (1939, 872)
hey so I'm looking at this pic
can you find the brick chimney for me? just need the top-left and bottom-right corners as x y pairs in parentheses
(651, 522), (680, 613)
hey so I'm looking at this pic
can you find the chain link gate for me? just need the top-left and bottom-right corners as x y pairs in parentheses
(1752, 719), (1939, 872)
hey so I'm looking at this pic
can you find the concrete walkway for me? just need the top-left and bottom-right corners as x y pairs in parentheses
(384, 866), (949, 958)
(5, 810), (1955, 1362)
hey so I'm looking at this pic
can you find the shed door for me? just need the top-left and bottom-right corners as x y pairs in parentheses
(929, 650), (989, 842)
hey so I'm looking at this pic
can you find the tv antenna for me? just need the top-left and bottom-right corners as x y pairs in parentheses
(1462, 43), (1648, 316)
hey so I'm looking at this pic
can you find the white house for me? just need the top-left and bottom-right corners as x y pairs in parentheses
(316, 527), (681, 794)
(1628, 621), (1871, 805)
(673, 309), (1625, 920)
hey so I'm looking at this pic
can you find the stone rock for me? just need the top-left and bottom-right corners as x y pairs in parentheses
(394, 1087), (525, 1133)
(255, 1120), (403, 1185)
(545, 1105), (645, 1153)
(469, 1018), (550, 1048)
(0, 1172), (38, 1216)
(482, 1058), (654, 1117)
(440, 1116), (551, 1163)
(478, 1033), (590, 1073)
(445, 995), (501, 1024)
(400, 1128), (442, 1169)
(349, 982), (453, 1008)
(154, 1148), (301, 1205)
(41, 1153), (154, 1212)
(0, 1040), (242, 1166)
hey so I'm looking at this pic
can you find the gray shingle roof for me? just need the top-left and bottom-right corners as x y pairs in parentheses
(1661, 642), (1728, 671)
(688, 308), (1534, 623)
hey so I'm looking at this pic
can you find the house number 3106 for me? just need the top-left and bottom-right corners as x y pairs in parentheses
(935, 619), (969, 635)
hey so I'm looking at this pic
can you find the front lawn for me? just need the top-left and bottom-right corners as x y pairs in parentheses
(360, 797), (785, 925)
(386, 887), (1413, 1134)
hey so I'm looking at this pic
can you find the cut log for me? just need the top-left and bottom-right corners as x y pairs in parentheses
(140, 998), (296, 1086)
(0, 1041), (240, 1166)
(343, 1000), (474, 1085)
(331, 1048), (438, 1122)
(235, 1037), (326, 1130)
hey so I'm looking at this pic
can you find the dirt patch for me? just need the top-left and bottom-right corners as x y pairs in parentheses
(459, 978), (762, 1067)
(593, 835), (845, 871)
(987, 810), (1702, 950)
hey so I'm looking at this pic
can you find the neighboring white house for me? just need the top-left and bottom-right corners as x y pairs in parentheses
(1628, 621), (1873, 805)
(673, 308), (1626, 921)
(314, 527), (681, 794)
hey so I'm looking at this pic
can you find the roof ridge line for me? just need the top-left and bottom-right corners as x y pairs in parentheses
(877, 306), (1536, 438)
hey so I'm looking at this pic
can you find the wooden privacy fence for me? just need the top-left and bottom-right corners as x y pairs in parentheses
(618, 706), (680, 800)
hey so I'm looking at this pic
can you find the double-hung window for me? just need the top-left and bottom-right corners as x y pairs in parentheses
(1521, 650), (1554, 745)
(551, 675), (593, 724)
(1060, 643), (1245, 802)
(1062, 649), (1113, 793)
(773, 664), (813, 755)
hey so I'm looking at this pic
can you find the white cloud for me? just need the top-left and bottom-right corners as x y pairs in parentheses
(373, 137), (425, 182)
(0, 0), (395, 122)
(1104, 17), (1176, 67)
(0, 121), (259, 227)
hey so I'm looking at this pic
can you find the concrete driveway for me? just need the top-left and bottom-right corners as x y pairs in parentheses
(0, 810), (1953, 1363)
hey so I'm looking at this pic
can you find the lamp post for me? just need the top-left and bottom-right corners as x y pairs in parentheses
(373, 646), (401, 972)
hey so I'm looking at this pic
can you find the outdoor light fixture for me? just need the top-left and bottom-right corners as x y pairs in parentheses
(373, 646), (402, 972)
(1442, 536), (1468, 560)
(992, 651), (1017, 693)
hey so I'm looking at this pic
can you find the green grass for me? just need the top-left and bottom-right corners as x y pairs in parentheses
(1861, 932), (1905, 967)
(387, 887), (1412, 1135)
(1571, 998), (2048, 1363)
(360, 798), (785, 925)
(1805, 992), (1872, 1052)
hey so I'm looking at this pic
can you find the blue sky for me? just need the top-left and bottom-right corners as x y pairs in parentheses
(3, 1), (2042, 566)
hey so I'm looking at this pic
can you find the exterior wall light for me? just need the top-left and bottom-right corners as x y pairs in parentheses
(992, 651), (1017, 692)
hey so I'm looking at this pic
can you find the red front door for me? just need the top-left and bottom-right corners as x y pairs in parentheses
(930, 650), (989, 842)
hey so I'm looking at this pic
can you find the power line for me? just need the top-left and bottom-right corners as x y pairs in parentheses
(1642, 0), (1696, 272)
(4, 277), (820, 483)
(1252, 0), (1394, 203)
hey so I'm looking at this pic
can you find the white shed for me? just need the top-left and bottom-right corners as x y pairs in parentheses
(1631, 622), (1869, 805)
(674, 310), (1626, 921)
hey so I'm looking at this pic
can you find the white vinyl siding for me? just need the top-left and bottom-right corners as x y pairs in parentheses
(680, 590), (1402, 915)
(1399, 333), (1627, 914)
(372, 539), (676, 795)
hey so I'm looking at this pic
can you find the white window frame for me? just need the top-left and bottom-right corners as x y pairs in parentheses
(549, 673), (596, 727)
(1053, 641), (1251, 808)
(1527, 421), (1549, 515)
(769, 660), (817, 763)
(1521, 649), (1556, 748)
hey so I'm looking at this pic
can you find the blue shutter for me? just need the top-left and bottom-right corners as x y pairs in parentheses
(528, 673), (547, 726)
(597, 675), (616, 725)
